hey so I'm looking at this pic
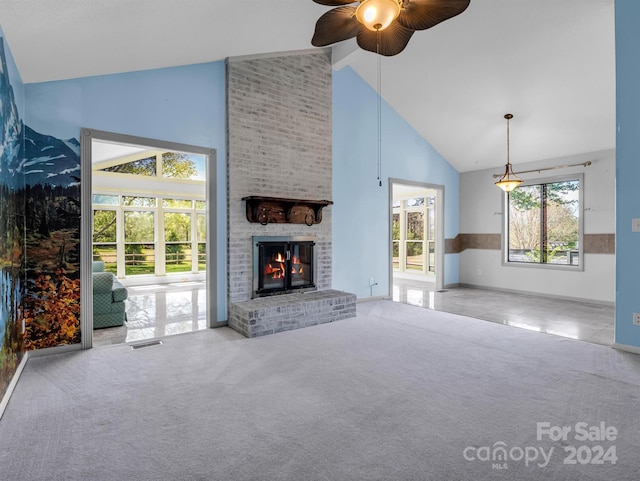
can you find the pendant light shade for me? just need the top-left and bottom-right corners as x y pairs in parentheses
(355, 0), (402, 32)
(495, 113), (522, 193)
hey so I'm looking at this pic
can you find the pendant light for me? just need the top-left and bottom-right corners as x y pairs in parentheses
(495, 113), (522, 193)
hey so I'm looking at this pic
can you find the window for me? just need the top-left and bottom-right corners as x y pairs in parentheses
(505, 175), (582, 267)
(99, 152), (206, 180)
(197, 213), (207, 271)
(124, 211), (155, 276)
(392, 196), (436, 275)
(92, 194), (206, 278)
(101, 156), (157, 176)
(164, 212), (191, 273)
(93, 209), (117, 273)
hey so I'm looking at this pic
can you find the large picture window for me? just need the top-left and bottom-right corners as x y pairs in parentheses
(505, 175), (582, 268)
(92, 194), (206, 278)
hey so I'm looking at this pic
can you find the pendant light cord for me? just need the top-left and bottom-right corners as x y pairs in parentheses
(506, 115), (510, 166)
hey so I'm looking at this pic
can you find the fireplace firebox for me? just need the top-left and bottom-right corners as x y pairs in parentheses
(253, 236), (317, 297)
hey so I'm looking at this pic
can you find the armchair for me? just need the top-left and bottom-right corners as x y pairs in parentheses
(92, 261), (128, 328)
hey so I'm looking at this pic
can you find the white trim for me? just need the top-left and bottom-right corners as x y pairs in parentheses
(357, 295), (391, 303)
(612, 343), (640, 355)
(0, 352), (29, 420)
(27, 343), (83, 358)
(81, 129), (93, 349)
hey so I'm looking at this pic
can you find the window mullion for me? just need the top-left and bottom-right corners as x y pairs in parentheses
(541, 184), (548, 264)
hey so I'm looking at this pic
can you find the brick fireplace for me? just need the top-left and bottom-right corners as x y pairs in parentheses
(226, 50), (356, 337)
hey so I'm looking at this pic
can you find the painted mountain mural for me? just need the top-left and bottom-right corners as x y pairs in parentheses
(21, 125), (80, 187)
(0, 40), (22, 190)
(0, 37), (25, 403)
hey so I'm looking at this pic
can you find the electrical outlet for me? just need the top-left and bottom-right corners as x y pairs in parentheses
(369, 277), (376, 286)
(634, 313), (640, 326)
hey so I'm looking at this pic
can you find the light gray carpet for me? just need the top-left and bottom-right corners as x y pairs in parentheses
(1, 300), (639, 480)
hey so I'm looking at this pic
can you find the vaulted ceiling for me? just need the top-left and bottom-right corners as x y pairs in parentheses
(0, 0), (615, 173)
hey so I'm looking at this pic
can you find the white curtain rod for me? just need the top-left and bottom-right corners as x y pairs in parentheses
(492, 160), (592, 179)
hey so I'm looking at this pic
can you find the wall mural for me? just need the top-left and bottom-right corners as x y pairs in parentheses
(0, 37), (25, 400)
(21, 120), (81, 349)
(0, 32), (81, 379)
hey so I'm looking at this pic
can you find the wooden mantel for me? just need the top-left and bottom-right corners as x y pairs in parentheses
(242, 196), (333, 226)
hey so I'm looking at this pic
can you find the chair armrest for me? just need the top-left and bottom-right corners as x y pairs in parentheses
(112, 280), (128, 302)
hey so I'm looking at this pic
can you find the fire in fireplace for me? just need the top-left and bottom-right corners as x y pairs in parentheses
(253, 236), (316, 297)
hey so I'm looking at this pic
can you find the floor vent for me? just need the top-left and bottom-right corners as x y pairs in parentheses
(437, 289), (449, 293)
(131, 340), (163, 350)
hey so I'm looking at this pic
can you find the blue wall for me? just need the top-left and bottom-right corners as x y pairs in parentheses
(21, 60), (459, 324)
(332, 67), (459, 299)
(25, 62), (228, 321)
(615, 0), (640, 349)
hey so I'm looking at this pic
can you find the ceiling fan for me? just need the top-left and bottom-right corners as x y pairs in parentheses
(311, 0), (471, 56)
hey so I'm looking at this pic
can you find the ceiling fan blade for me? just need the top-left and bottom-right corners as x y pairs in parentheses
(397, 0), (470, 31)
(356, 22), (414, 56)
(312, 0), (358, 5)
(311, 6), (362, 47)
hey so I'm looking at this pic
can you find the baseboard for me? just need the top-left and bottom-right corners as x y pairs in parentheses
(357, 295), (391, 303)
(27, 342), (82, 359)
(0, 351), (29, 420)
(457, 283), (614, 307)
(612, 343), (640, 355)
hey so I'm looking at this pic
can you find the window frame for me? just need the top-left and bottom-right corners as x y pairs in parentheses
(502, 173), (584, 271)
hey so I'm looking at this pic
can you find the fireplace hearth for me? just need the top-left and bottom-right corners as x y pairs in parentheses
(253, 236), (316, 297)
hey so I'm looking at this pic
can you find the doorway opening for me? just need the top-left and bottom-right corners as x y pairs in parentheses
(80, 129), (217, 349)
(390, 180), (444, 304)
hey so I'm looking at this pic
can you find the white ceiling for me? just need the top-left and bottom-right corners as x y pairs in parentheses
(0, 0), (615, 173)
(91, 141), (149, 166)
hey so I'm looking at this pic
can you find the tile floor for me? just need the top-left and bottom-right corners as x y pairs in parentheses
(94, 278), (614, 348)
(93, 281), (207, 347)
(392, 277), (614, 346)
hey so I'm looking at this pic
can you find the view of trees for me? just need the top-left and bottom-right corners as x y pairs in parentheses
(101, 152), (199, 179)
(508, 180), (580, 264)
(392, 197), (436, 273)
(93, 151), (206, 276)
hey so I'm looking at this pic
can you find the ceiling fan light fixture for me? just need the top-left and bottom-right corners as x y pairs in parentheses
(355, 0), (402, 31)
